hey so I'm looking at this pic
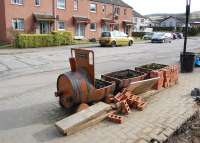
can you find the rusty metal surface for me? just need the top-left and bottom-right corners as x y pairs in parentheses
(71, 48), (95, 85)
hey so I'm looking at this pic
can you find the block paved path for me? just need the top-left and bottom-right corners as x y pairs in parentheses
(46, 69), (200, 143)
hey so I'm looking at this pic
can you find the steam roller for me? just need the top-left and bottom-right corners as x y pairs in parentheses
(55, 48), (115, 109)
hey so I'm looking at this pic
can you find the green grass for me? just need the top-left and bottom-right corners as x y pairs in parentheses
(72, 40), (97, 45)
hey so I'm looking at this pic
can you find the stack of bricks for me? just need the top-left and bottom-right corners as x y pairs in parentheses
(150, 65), (179, 90)
(107, 89), (146, 124)
(150, 70), (164, 90)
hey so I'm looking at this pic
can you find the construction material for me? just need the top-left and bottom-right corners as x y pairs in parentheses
(107, 113), (123, 124)
(127, 77), (160, 95)
(102, 69), (147, 92)
(55, 102), (112, 135)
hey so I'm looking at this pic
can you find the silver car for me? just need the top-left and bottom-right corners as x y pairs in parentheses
(151, 32), (172, 43)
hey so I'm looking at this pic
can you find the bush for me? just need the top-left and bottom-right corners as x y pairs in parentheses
(89, 38), (96, 42)
(15, 31), (72, 48)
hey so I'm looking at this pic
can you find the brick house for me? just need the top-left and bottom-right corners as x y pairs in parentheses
(0, 0), (133, 42)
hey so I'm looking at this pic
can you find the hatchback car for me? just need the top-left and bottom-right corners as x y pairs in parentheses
(151, 32), (172, 43)
(99, 31), (134, 47)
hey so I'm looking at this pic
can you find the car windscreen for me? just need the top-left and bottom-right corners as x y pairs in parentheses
(101, 32), (111, 37)
(152, 33), (164, 38)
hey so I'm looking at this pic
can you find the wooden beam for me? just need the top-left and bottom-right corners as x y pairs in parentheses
(55, 102), (112, 135)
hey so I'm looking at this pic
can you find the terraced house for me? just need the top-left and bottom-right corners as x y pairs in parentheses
(0, 0), (133, 42)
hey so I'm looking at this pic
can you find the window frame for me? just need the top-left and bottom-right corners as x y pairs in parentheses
(12, 18), (24, 31)
(90, 23), (97, 31)
(11, 0), (23, 5)
(124, 9), (127, 15)
(73, 0), (78, 11)
(90, 3), (97, 13)
(35, 0), (40, 6)
(102, 5), (106, 13)
(57, 0), (66, 9)
(57, 21), (65, 31)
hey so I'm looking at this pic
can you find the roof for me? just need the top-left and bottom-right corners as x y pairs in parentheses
(33, 13), (55, 21)
(90, 0), (132, 8)
(160, 16), (185, 24)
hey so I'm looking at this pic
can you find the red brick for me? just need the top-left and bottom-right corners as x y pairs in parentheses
(107, 114), (123, 124)
(121, 100), (130, 115)
(137, 101), (146, 111)
(114, 92), (123, 103)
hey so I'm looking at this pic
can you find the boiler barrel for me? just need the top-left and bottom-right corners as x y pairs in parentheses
(56, 72), (97, 109)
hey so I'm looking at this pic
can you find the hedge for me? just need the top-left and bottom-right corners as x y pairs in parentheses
(132, 32), (146, 38)
(15, 31), (73, 48)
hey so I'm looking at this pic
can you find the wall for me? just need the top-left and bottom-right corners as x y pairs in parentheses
(4, 0), (53, 41)
(0, 0), (7, 42)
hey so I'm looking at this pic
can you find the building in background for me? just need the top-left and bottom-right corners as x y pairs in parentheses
(132, 10), (153, 32)
(0, 0), (133, 42)
(159, 16), (185, 28)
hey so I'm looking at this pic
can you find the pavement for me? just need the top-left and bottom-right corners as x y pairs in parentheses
(0, 37), (200, 143)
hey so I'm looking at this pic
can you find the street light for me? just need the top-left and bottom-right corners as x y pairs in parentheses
(183, 0), (191, 54)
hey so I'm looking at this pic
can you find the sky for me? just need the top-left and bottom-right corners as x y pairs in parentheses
(123, 0), (200, 15)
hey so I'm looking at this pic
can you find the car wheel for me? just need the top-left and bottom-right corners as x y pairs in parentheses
(128, 40), (133, 46)
(111, 41), (116, 47)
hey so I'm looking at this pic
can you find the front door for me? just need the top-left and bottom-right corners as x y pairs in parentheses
(39, 21), (50, 34)
(75, 23), (85, 38)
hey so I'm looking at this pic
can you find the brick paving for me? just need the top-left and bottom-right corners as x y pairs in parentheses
(46, 69), (199, 143)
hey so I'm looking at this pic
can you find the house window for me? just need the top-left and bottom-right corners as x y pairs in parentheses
(35, 0), (40, 6)
(90, 3), (97, 12)
(58, 21), (65, 30)
(11, 0), (23, 5)
(74, 0), (78, 11)
(57, 0), (65, 9)
(115, 7), (120, 15)
(90, 23), (96, 31)
(141, 19), (144, 23)
(12, 18), (24, 30)
(124, 9), (127, 15)
(102, 5), (106, 13)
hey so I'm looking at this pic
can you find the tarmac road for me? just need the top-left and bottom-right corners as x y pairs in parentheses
(0, 37), (200, 143)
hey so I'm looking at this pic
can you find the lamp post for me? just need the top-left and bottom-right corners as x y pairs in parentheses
(180, 0), (195, 73)
(183, 0), (191, 54)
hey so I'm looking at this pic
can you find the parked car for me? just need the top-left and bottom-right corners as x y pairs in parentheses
(176, 32), (184, 39)
(151, 32), (172, 43)
(99, 31), (134, 47)
(172, 32), (178, 40)
(143, 32), (154, 40)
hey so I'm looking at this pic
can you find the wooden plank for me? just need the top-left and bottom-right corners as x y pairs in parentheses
(127, 77), (160, 95)
(67, 111), (111, 135)
(55, 102), (112, 135)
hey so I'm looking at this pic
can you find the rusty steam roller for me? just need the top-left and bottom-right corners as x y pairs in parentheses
(55, 48), (115, 109)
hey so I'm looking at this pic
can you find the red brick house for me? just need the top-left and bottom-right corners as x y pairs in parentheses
(0, 0), (133, 42)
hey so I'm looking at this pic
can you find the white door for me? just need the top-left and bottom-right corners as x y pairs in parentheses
(75, 23), (85, 38)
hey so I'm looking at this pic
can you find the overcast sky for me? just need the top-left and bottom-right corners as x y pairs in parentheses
(123, 0), (200, 15)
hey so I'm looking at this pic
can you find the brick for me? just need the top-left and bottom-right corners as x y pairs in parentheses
(107, 114), (123, 124)
(114, 92), (123, 103)
(121, 100), (131, 114)
(137, 101), (146, 111)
